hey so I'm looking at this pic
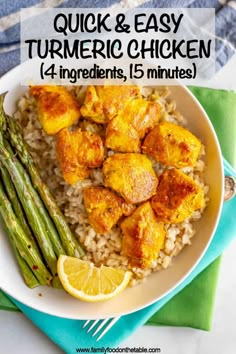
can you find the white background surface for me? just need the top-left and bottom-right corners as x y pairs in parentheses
(0, 55), (236, 354)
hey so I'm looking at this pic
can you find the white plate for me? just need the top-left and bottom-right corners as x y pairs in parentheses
(0, 63), (224, 319)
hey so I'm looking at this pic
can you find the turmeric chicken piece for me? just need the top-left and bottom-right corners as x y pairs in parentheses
(83, 187), (135, 234)
(103, 153), (158, 204)
(121, 202), (166, 268)
(151, 168), (205, 223)
(56, 128), (104, 185)
(80, 85), (141, 124)
(30, 85), (80, 135)
(106, 99), (162, 152)
(106, 115), (139, 153)
(142, 122), (202, 168)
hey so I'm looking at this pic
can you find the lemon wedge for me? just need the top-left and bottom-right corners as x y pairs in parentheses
(57, 256), (132, 302)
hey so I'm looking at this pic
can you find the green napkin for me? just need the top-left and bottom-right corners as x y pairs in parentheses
(0, 87), (235, 330)
(189, 87), (236, 167)
(0, 291), (19, 312)
(147, 257), (221, 330)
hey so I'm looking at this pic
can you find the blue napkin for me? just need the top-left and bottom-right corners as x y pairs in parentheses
(1, 0), (236, 76)
(7, 159), (235, 352)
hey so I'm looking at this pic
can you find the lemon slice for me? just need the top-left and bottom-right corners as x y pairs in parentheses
(57, 256), (132, 302)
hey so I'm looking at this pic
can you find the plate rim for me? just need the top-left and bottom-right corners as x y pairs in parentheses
(0, 62), (224, 319)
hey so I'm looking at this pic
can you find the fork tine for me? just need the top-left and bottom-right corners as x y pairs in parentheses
(96, 317), (120, 341)
(83, 317), (120, 341)
(82, 320), (91, 329)
(87, 319), (100, 333)
(92, 318), (110, 337)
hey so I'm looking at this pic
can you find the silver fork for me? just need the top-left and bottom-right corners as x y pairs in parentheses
(83, 317), (120, 341)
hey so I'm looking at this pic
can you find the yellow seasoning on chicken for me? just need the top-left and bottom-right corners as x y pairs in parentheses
(151, 168), (205, 223)
(30, 85), (81, 135)
(121, 202), (166, 268)
(103, 153), (158, 204)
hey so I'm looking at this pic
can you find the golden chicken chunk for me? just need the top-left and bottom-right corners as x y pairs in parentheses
(103, 153), (158, 204)
(142, 122), (202, 168)
(80, 85), (141, 124)
(83, 187), (135, 234)
(121, 202), (166, 268)
(56, 128), (104, 185)
(106, 99), (161, 152)
(30, 85), (80, 135)
(151, 168), (205, 223)
(106, 115), (139, 153)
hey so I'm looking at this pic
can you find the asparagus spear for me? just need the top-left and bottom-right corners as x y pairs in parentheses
(0, 216), (39, 288)
(0, 164), (33, 241)
(0, 141), (62, 287)
(6, 112), (85, 258)
(3, 139), (66, 258)
(0, 180), (51, 285)
(0, 108), (58, 278)
(13, 243), (40, 288)
(0, 162), (43, 284)
(0, 141), (58, 276)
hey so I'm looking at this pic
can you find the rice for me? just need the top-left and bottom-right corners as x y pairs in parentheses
(14, 86), (208, 285)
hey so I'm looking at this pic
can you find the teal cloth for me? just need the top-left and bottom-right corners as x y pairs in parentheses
(6, 158), (235, 352)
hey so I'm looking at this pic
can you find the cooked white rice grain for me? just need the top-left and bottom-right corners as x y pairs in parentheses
(14, 86), (208, 285)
